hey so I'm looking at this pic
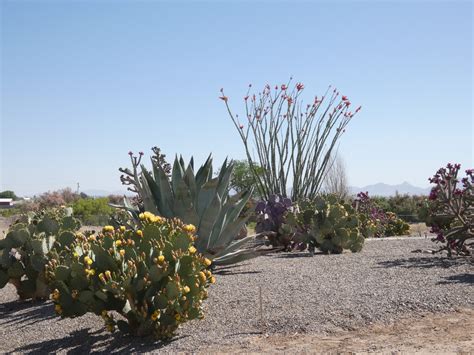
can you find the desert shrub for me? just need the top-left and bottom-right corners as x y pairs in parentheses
(371, 194), (426, 223)
(46, 213), (213, 339)
(72, 197), (114, 226)
(36, 188), (80, 209)
(424, 163), (473, 256)
(354, 192), (410, 237)
(286, 195), (364, 254)
(0, 208), (81, 300)
(221, 80), (361, 201)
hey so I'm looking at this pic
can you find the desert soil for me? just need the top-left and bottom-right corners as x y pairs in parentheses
(0, 217), (473, 353)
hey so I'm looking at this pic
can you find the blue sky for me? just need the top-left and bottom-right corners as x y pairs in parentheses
(1, 0), (472, 196)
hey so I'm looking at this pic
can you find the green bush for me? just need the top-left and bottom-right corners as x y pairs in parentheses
(370, 194), (426, 223)
(46, 212), (213, 339)
(72, 197), (114, 226)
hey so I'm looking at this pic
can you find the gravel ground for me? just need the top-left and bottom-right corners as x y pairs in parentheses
(0, 237), (472, 353)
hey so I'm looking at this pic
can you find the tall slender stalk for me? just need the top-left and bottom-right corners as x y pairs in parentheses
(221, 80), (361, 201)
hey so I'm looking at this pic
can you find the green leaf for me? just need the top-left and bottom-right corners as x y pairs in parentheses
(149, 264), (165, 283)
(165, 282), (179, 299)
(31, 254), (46, 272)
(37, 216), (60, 236)
(6, 229), (29, 248)
(58, 231), (75, 247)
(55, 265), (70, 281)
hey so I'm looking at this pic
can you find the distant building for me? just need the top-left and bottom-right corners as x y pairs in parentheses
(0, 198), (13, 208)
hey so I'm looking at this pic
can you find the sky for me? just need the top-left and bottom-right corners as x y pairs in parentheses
(1, 0), (472, 196)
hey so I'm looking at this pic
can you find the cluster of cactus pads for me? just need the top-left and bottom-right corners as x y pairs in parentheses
(46, 212), (213, 339)
(0, 208), (81, 300)
(283, 196), (365, 254)
(306, 196), (365, 254)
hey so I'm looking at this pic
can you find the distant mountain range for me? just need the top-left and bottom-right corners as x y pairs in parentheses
(349, 182), (430, 197)
(81, 189), (135, 197)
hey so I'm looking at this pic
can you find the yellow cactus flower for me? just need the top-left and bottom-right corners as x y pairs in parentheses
(88, 235), (96, 242)
(119, 249), (125, 257)
(151, 310), (161, 321)
(188, 246), (197, 255)
(115, 240), (122, 247)
(98, 273), (106, 282)
(103, 225), (114, 232)
(85, 269), (95, 277)
(136, 230), (143, 237)
(183, 286), (190, 294)
(105, 270), (112, 279)
(183, 224), (196, 233)
(73, 252), (79, 258)
(198, 271), (206, 283)
(210, 276), (216, 284)
(203, 258), (212, 267)
(158, 255), (165, 263)
(84, 256), (93, 266)
(120, 226), (126, 232)
(51, 289), (60, 300)
(139, 212), (145, 220)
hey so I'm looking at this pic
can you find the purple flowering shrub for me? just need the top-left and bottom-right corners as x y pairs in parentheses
(354, 192), (409, 238)
(255, 194), (295, 249)
(425, 163), (474, 256)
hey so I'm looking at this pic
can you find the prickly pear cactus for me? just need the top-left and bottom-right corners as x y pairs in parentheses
(309, 196), (365, 254)
(0, 208), (82, 300)
(46, 211), (214, 340)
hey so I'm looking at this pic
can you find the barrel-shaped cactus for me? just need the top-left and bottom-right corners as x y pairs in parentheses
(0, 208), (81, 300)
(46, 212), (213, 340)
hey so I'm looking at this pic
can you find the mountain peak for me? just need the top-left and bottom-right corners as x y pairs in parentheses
(349, 182), (430, 197)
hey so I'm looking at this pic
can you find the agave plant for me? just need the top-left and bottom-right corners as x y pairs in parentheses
(118, 151), (270, 265)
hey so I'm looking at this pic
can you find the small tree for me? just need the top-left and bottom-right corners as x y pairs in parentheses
(323, 155), (349, 200)
(229, 160), (264, 195)
(221, 80), (361, 201)
(0, 190), (18, 200)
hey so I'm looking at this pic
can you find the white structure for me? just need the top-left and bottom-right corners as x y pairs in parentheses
(0, 198), (13, 208)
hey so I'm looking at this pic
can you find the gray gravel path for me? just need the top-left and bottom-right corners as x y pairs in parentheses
(0, 238), (472, 353)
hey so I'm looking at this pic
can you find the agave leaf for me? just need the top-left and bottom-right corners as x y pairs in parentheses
(172, 156), (185, 194)
(196, 193), (222, 250)
(142, 165), (172, 217)
(213, 235), (264, 257)
(184, 163), (197, 202)
(216, 159), (233, 199)
(210, 215), (248, 253)
(212, 247), (275, 266)
(196, 178), (219, 217)
(195, 155), (213, 193)
(172, 165), (195, 223)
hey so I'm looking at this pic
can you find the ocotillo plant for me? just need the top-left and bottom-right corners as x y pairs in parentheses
(220, 80), (361, 201)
